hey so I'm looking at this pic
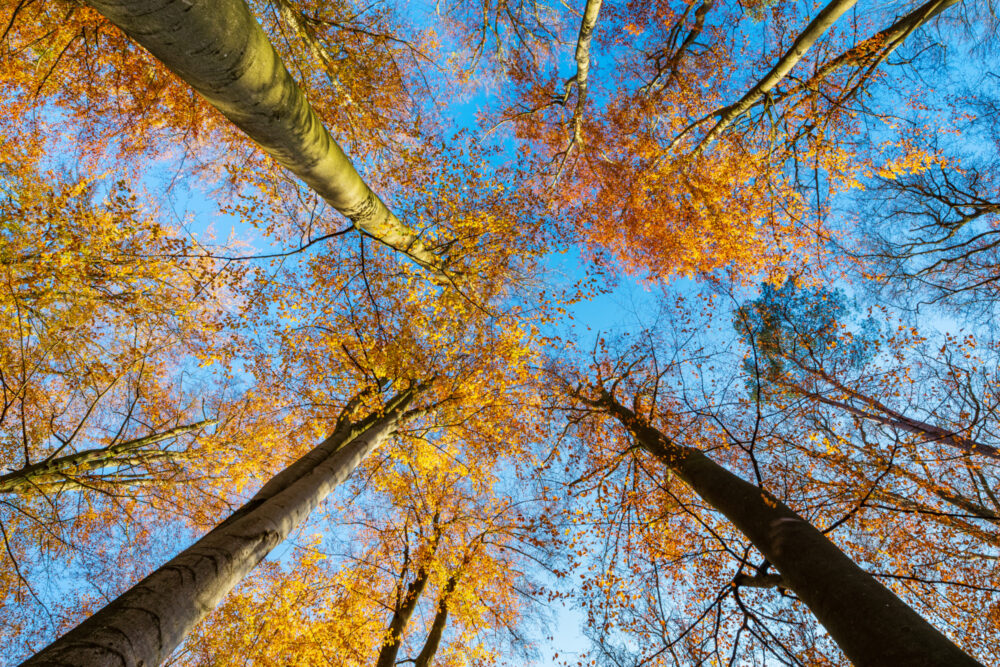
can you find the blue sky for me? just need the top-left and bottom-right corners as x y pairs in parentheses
(7, 0), (998, 664)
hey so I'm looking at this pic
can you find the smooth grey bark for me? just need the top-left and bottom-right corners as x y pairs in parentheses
(23, 387), (419, 667)
(591, 388), (984, 667)
(83, 0), (447, 277)
(0, 420), (215, 494)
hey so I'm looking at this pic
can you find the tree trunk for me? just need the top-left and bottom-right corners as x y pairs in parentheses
(83, 0), (447, 277)
(596, 389), (984, 667)
(567, 0), (602, 145)
(684, 0), (961, 149)
(773, 0), (961, 106)
(550, 0), (602, 184)
(374, 565), (433, 667)
(413, 574), (458, 667)
(268, 0), (355, 108)
(23, 387), (419, 667)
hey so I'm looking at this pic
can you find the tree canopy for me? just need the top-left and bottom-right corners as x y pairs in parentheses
(2, 0), (999, 665)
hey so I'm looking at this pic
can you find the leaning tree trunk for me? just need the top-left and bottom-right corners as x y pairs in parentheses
(773, 0), (961, 107)
(83, 0), (448, 278)
(682, 0), (960, 153)
(595, 389), (983, 667)
(23, 387), (420, 667)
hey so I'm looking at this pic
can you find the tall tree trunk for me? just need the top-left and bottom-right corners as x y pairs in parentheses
(375, 517), (443, 667)
(772, 0), (961, 106)
(592, 388), (983, 667)
(677, 0), (960, 152)
(413, 574), (459, 667)
(268, 0), (355, 108)
(83, 0), (448, 277)
(0, 420), (215, 494)
(566, 0), (602, 147)
(23, 387), (420, 667)
(550, 0), (602, 185)
(374, 565), (433, 667)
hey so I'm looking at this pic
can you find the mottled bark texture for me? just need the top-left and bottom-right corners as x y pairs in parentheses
(549, 0), (602, 186)
(83, 0), (447, 277)
(23, 388), (419, 666)
(596, 389), (984, 667)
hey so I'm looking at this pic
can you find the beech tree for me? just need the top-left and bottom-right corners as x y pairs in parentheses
(4, 0), (1000, 664)
(76, 0), (449, 277)
(174, 379), (554, 666)
(552, 346), (983, 665)
(24, 383), (424, 665)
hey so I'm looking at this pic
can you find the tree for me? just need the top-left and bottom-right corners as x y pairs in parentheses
(16, 66), (551, 659)
(176, 405), (555, 666)
(79, 0), (450, 276)
(731, 282), (1000, 652)
(24, 383), (424, 665)
(554, 345), (984, 665)
(494, 0), (963, 283)
(862, 160), (1000, 314)
(5, 0), (1000, 663)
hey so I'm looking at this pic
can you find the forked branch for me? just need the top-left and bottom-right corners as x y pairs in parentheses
(551, 0), (602, 185)
(0, 420), (216, 494)
(677, 0), (858, 155)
